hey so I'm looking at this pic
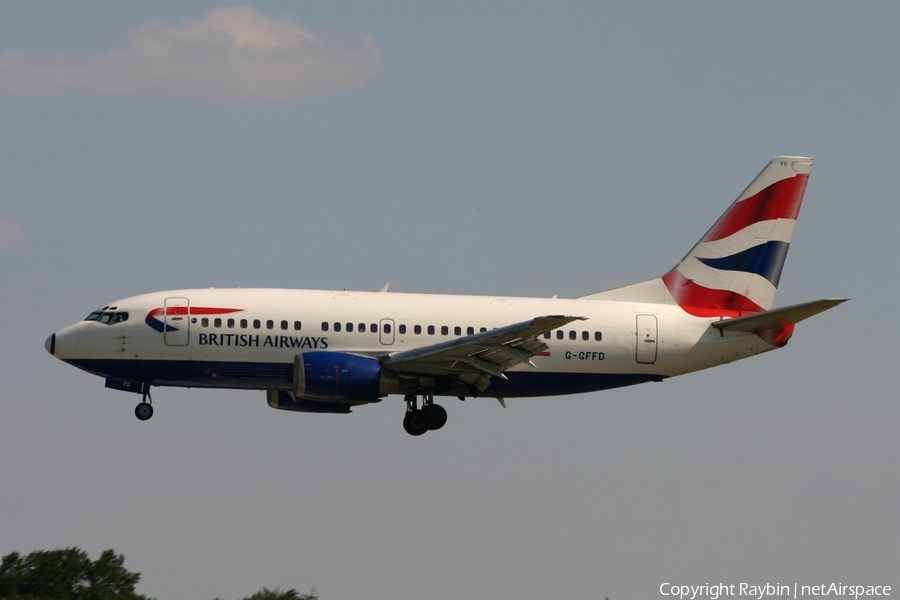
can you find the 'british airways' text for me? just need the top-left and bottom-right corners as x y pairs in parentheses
(197, 333), (329, 349)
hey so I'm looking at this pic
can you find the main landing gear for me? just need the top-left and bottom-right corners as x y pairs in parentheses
(403, 392), (447, 436)
(134, 389), (153, 421)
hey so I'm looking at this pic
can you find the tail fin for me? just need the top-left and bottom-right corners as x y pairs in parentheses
(582, 156), (813, 317)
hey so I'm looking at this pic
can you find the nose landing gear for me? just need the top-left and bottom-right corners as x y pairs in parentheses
(134, 389), (153, 421)
(403, 392), (447, 436)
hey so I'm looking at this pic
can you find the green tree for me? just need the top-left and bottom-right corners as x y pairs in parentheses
(0, 548), (152, 600)
(239, 589), (317, 600)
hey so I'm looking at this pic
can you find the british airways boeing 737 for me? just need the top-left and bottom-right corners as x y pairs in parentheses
(46, 157), (846, 435)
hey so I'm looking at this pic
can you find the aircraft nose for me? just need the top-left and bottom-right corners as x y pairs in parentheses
(45, 333), (56, 356)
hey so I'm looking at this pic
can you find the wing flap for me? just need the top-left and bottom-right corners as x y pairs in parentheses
(385, 315), (585, 384)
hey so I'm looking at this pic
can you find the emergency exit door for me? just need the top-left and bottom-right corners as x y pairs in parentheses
(636, 314), (658, 364)
(379, 318), (395, 345)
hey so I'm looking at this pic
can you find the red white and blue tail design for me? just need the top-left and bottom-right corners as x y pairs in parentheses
(662, 156), (812, 317)
(582, 156), (814, 319)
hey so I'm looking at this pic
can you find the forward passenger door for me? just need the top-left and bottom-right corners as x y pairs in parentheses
(164, 297), (190, 346)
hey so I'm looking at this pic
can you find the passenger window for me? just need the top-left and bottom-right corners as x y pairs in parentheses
(240, 319), (248, 329)
(214, 318), (222, 328)
(399, 324), (407, 334)
(370, 323), (377, 333)
(427, 325), (435, 335)
(384, 323), (392, 334)
(441, 326), (449, 335)
(480, 327), (487, 333)
(281, 320), (288, 330)
(321, 322), (329, 332)
(467, 327), (474, 335)
(569, 331), (576, 340)
(582, 331), (589, 341)
(254, 319), (261, 329)
(347, 323), (354, 333)
(595, 331), (602, 341)
(358, 323), (365, 332)
(556, 330), (563, 340)
(294, 321), (302, 331)
(414, 325), (422, 334)
(202, 318), (209, 327)
(454, 326), (461, 335)
(266, 320), (274, 330)
(227, 318), (235, 328)
(544, 332), (551, 339)
(334, 322), (342, 332)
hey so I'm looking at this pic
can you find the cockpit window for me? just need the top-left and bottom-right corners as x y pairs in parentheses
(84, 311), (129, 325)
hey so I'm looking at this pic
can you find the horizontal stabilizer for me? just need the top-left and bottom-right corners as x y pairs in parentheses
(711, 298), (848, 332)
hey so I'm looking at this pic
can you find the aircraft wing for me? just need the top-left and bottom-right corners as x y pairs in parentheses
(711, 298), (849, 332)
(384, 315), (585, 392)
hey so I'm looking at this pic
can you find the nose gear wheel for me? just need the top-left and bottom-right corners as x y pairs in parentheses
(134, 389), (153, 421)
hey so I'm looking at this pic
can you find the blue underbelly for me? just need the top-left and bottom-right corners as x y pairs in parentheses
(66, 358), (664, 397)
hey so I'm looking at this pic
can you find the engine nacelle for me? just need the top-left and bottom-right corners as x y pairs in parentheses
(293, 351), (402, 402)
(266, 390), (353, 414)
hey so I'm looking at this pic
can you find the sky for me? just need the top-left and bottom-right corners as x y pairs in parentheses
(0, 2), (897, 599)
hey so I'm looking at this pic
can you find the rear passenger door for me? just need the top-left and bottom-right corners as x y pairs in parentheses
(635, 314), (658, 364)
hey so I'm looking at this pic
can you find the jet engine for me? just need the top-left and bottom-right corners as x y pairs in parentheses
(267, 351), (409, 414)
(294, 351), (403, 401)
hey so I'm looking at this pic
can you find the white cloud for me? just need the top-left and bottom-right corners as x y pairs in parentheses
(0, 6), (384, 102)
(0, 216), (27, 250)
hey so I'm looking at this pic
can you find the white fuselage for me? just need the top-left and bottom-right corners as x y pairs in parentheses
(49, 287), (775, 399)
(43, 156), (839, 434)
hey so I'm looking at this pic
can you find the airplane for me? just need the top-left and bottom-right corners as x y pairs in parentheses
(45, 156), (847, 436)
